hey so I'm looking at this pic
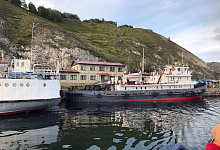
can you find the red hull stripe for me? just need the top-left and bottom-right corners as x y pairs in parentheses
(121, 96), (202, 102)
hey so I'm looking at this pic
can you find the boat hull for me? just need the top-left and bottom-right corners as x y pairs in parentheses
(66, 88), (205, 103)
(0, 98), (61, 115)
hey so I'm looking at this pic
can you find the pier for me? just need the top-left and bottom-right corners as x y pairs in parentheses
(203, 88), (220, 97)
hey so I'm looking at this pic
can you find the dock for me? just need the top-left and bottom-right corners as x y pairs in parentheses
(203, 88), (220, 97)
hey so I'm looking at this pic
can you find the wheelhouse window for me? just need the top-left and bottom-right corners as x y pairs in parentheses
(118, 67), (123, 72)
(21, 62), (24, 67)
(110, 67), (115, 72)
(60, 75), (67, 80)
(70, 75), (77, 80)
(99, 66), (105, 71)
(81, 65), (87, 71)
(90, 66), (96, 71)
(90, 75), (96, 80)
(80, 75), (87, 80)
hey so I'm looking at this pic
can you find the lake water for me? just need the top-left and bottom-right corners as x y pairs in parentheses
(0, 97), (219, 150)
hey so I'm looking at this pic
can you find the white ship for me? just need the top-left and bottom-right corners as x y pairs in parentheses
(0, 59), (61, 115)
(66, 63), (207, 103)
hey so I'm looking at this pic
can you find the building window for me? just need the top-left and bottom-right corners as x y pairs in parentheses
(90, 75), (96, 80)
(60, 75), (67, 80)
(118, 67), (123, 72)
(70, 75), (77, 80)
(81, 65), (87, 71)
(110, 67), (115, 72)
(90, 66), (96, 71)
(80, 75), (87, 80)
(99, 66), (105, 71)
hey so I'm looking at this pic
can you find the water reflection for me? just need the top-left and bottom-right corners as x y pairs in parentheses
(0, 108), (60, 150)
(0, 98), (219, 150)
(60, 100), (212, 150)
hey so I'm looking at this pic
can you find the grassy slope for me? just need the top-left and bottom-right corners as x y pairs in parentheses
(0, 0), (212, 78)
(207, 62), (220, 74)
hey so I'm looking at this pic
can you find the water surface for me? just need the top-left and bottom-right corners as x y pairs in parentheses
(0, 97), (219, 150)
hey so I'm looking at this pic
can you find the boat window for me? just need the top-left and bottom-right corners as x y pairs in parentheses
(125, 87), (126, 90)
(43, 83), (46, 87)
(26, 83), (30, 87)
(5, 83), (9, 87)
(145, 87), (146, 89)
(20, 83), (23, 87)
(0, 83), (1, 87)
(141, 87), (142, 90)
(136, 87), (137, 89)
(177, 68), (180, 71)
(12, 83), (17, 87)
(21, 62), (24, 67)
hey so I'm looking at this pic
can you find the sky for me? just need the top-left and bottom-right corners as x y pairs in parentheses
(25, 0), (220, 62)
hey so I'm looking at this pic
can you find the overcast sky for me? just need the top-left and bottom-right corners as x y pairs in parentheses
(26, 0), (220, 62)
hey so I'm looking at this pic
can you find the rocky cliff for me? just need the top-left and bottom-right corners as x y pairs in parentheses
(0, 0), (214, 79)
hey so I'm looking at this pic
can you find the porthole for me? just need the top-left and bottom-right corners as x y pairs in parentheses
(20, 83), (23, 87)
(43, 83), (46, 87)
(12, 83), (17, 87)
(5, 83), (9, 87)
(26, 83), (30, 87)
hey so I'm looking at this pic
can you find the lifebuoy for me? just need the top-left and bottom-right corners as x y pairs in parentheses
(97, 94), (102, 98)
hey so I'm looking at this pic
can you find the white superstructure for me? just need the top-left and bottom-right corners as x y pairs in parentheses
(115, 64), (197, 91)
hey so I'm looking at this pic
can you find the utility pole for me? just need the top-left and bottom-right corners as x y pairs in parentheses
(31, 22), (38, 71)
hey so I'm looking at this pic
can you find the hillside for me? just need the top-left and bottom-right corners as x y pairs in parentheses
(0, 0), (214, 79)
(207, 62), (220, 75)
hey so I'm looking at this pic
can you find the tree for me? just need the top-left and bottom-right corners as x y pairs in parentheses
(63, 12), (80, 21)
(38, 6), (49, 18)
(11, 0), (21, 7)
(28, 2), (37, 14)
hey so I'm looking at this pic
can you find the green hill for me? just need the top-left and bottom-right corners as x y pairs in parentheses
(0, 0), (214, 79)
(207, 62), (220, 74)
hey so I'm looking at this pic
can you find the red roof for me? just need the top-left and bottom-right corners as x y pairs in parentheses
(99, 73), (111, 76)
(73, 60), (125, 66)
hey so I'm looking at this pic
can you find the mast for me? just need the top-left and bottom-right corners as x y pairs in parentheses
(181, 52), (184, 65)
(142, 48), (144, 72)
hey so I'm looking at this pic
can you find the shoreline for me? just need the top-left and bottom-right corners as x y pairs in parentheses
(203, 88), (220, 97)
